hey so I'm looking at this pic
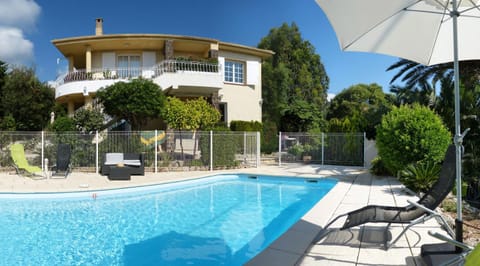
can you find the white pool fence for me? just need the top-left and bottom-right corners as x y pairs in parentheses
(0, 131), (367, 174)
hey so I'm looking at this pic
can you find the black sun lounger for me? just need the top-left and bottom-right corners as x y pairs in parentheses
(314, 144), (457, 249)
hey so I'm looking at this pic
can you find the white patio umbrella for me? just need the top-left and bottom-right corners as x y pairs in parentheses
(315, 0), (480, 244)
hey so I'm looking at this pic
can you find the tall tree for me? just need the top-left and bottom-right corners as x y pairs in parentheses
(327, 83), (393, 139)
(2, 67), (55, 130)
(96, 78), (166, 130)
(258, 23), (329, 132)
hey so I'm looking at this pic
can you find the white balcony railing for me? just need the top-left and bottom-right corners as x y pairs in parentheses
(55, 60), (221, 86)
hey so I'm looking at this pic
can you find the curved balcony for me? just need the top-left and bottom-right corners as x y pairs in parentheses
(54, 60), (222, 100)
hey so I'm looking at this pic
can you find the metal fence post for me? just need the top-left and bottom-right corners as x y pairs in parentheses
(322, 132), (325, 165)
(363, 132), (367, 168)
(243, 131), (247, 161)
(257, 131), (261, 168)
(210, 130), (213, 171)
(95, 130), (99, 174)
(278, 131), (282, 166)
(155, 129), (158, 173)
(41, 131), (44, 171)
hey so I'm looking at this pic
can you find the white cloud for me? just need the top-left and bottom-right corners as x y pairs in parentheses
(0, 27), (34, 65)
(0, 0), (40, 30)
(0, 0), (40, 66)
(327, 93), (336, 101)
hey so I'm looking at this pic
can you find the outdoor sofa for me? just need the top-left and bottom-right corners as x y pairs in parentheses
(101, 153), (145, 177)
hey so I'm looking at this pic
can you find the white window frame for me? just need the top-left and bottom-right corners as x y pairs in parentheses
(224, 60), (245, 84)
(117, 54), (141, 78)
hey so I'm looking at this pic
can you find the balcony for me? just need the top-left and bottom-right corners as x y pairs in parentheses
(54, 60), (223, 99)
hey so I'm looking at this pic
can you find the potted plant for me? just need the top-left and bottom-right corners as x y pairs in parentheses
(288, 144), (304, 161)
(302, 144), (313, 163)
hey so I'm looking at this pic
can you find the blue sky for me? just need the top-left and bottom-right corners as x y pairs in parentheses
(0, 0), (400, 96)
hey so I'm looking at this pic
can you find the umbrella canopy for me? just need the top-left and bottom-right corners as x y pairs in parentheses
(315, 0), (480, 245)
(316, 0), (480, 66)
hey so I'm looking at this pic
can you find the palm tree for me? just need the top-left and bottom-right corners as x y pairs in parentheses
(388, 59), (480, 90)
(390, 83), (436, 107)
(387, 59), (451, 89)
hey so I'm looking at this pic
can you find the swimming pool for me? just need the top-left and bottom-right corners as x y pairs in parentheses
(0, 174), (337, 265)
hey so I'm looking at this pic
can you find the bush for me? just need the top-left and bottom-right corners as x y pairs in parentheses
(397, 161), (441, 193)
(287, 145), (304, 159)
(49, 116), (75, 132)
(73, 108), (104, 133)
(370, 156), (391, 176)
(376, 104), (451, 175)
(0, 115), (16, 131)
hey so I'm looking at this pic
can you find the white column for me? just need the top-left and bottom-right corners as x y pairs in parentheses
(67, 100), (75, 117)
(86, 46), (92, 73)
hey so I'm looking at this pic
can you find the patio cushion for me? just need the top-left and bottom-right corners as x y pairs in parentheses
(123, 159), (141, 166)
(105, 153), (123, 165)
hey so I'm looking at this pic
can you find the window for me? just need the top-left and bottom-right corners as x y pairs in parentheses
(219, 103), (227, 123)
(117, 55), (141, 78)
(224, 61), (244, 84)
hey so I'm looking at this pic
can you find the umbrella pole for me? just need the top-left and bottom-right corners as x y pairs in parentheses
(451, 0), (464, 250)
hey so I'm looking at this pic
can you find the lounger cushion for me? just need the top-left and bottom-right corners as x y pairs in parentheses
(105, 153), (123, 165)
(123, 159), (141, 166)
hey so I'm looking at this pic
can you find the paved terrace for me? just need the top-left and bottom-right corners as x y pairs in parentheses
(0, 164), (447, 265)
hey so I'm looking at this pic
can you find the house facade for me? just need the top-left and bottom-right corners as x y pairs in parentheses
(52, 18), (273, 127)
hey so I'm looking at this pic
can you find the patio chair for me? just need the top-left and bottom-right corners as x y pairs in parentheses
(314, 144), (457, 250)
(50, 143), (71, 178)
(9, 143), (45, 179)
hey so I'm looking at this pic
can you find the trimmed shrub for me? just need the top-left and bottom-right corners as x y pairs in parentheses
(376, 104), (451, 175)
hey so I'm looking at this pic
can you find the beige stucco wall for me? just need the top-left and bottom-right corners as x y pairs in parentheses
(218, 51), (262, 125)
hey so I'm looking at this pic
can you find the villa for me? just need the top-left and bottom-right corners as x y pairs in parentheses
(51, 18), (273, 128)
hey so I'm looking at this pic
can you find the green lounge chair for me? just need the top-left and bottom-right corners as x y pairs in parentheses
(10, 143), (44, 178)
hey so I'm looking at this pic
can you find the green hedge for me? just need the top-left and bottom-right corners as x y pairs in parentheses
(199, 131), (239, 168)
(230, 120), (262, 132)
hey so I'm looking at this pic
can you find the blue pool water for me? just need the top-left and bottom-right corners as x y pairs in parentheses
(0, 174), (337, 265)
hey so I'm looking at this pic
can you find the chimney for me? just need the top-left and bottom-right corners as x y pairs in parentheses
(95, 18), (103, 36)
